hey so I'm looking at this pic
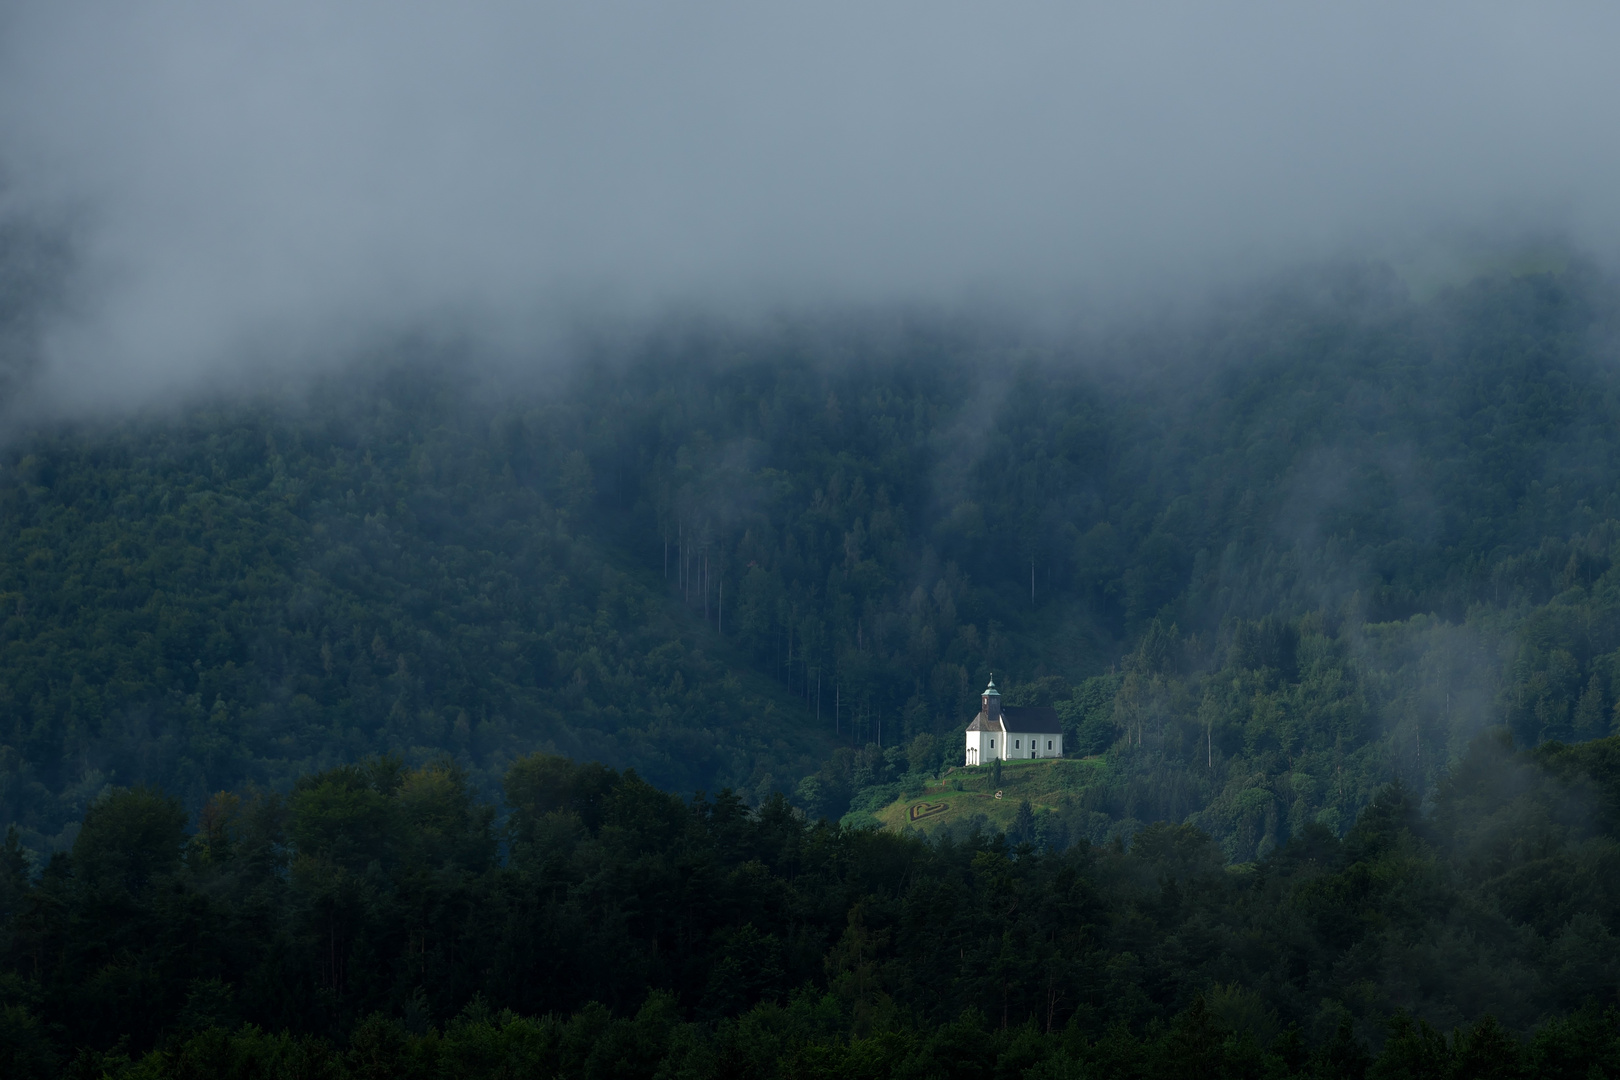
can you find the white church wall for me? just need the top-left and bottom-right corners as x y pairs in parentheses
(1001, 731), (1064, 759)
(965, 727), (1062, 765)
(963, 729), (1001, 765)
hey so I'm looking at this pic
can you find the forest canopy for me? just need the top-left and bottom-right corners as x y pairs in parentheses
(1, 261), (1618, 858)
(6, 259), (1620, 1071)
(3, 736), (1620, 1077)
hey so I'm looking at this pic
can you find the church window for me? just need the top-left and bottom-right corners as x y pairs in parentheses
(1015, 740), (1020, 749)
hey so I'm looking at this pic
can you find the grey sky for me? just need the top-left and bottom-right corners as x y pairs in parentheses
(1, 2), (1617, 406)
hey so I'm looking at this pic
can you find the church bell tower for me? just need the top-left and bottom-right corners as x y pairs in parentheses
(981, 676), (1001, 725)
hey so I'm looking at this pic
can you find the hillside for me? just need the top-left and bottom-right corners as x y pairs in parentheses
(858, 757), (1111, 841)
(5, 262), (1620, 859)
(0, 370), (832, 847)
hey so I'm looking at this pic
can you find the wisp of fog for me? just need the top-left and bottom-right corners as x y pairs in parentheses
(1, 1), (1618, 409)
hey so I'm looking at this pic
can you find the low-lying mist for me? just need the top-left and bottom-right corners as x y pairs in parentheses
(1, 2), (1619, 416)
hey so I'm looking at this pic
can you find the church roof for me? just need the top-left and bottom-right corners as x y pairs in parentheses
(964, 704), (1063, 734)
(1000, 705), (1063, 734)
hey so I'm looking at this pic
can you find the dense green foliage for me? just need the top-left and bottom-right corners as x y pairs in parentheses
(9, 258), (1620, 1069)
(0, 370), (827, 847)
(5, 740), (1620, 1076)
(8, 262), (1620, 864)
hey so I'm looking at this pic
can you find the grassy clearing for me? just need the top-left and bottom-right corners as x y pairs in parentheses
(873, 757), (1108, 836)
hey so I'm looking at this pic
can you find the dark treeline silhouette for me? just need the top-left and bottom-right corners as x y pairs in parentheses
(5, 734), (1620, 1076)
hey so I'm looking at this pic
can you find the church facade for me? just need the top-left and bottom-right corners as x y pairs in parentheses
(964, 677), (1064, 765)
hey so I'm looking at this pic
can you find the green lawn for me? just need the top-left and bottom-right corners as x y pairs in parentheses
(873, 757), (1109, 836)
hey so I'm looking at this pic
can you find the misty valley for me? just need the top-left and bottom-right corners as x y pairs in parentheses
(10, 264), (1620, 1075)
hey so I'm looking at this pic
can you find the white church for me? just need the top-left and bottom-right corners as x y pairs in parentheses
(964, 677), (1064, 765)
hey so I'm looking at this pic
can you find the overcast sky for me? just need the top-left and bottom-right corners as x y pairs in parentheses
(2, 2), (1618, 407)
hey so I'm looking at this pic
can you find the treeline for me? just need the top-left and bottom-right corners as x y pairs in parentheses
(498, 261), (1620, 850)
(6, 735), (1620, 1075)
(819, 519), (1620, 861)
(0, 368), (825, 848)
(26, 999), (1618, 1079)
(582, 264), (1620, 736)
(6, 259), (1620, 859)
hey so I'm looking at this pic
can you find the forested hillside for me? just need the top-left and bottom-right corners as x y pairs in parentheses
(6, 737), (1620, 1077)
(8, 261), (1620, 859)
(5, 257), (1620, 1070)
(0, 366), (834, 847)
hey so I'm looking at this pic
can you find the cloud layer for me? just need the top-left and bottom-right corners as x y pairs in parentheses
(2, 2), (1619, 406)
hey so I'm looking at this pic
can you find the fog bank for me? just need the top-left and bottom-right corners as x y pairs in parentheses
(2, 2), (1619, 408)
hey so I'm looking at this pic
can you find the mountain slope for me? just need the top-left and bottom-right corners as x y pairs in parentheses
(0, 371), (828, 845)
(4, 261), (1620, 851)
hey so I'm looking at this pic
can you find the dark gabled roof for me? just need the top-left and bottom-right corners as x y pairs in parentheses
(966, 711), (1003, 732)
(964, 705), (1064, 735)
(999, 705), (1063, 735)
